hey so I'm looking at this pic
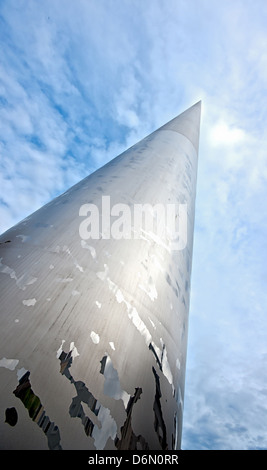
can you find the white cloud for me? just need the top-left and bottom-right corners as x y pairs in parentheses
(0, 0), (267, 450)
(209, 121), (245, 147)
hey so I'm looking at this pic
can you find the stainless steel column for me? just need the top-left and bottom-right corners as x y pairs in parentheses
(0, 101), (201, 450)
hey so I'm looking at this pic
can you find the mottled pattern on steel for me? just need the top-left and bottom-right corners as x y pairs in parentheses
(0, 102), (201, 449)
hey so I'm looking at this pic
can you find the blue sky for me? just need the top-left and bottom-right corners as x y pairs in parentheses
(1, 0), (267, 449)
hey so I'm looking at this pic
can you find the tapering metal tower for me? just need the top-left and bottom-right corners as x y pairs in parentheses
(0, 102), (201, 450)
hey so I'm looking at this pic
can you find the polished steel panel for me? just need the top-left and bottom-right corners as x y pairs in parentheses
(0, 102), (201, 449)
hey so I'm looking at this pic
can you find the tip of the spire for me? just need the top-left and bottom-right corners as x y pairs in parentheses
(195, 100), (202, 108)
(189, 100), (202, 110)
(158, 101), (201, 152)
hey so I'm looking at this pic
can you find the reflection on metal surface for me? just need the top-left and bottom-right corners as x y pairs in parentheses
(138, 276), (158, 301)
(152, 366), (167, 450)
(115, 387), (149, 450)
(5, 407), (18, 427)
(58, 345), (117, 449)
(58, 344), (150, 450)
(0, 258), (38, 291)
(149, 340), (174, 392)
(81, 240), (97, 259)
(100, 355), (130, 408)
(90, 331), (100, 344)
(97, 266), (175, 392)
(13, 371), (62, 450)
(0, 240), (11, 245)
(0, 358), (19, 371)
(0, 102), (201, 449)
(22, 298), (37, 307)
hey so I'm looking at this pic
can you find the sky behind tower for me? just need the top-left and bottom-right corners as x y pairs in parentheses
(0, 0), (267, 449)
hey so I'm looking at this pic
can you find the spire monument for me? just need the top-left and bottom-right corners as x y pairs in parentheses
(0, 102), (201, 450)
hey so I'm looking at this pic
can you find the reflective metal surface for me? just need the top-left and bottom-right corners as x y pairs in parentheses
(0, 102), (201, 449)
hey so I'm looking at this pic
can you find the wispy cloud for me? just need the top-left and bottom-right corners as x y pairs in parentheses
(0, 0), (267, 449)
